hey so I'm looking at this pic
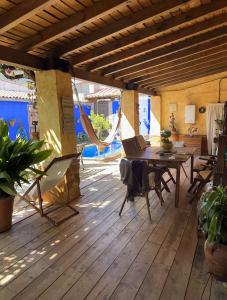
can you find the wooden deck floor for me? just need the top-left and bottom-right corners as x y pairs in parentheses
(0, 161), (227, 300)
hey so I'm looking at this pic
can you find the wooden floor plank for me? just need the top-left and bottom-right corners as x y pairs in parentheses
(159, 206), (198, 300)
(0, 175), (123, 273)
(0, 163), (226, 300)
(12, 201), (147, 300)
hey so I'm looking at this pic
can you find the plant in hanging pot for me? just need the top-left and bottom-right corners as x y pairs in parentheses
(160, 129), (173, 151)
(0, 120), (52, 233)
(198, 185), (227, 282)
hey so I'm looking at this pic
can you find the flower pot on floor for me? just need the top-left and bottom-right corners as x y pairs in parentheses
(204, 240), (227, 282)
(0, 196), (14, 233)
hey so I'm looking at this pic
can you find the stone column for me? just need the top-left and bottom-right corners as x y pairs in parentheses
(121, 90), (139, 139)
(35, 69), (80, 203)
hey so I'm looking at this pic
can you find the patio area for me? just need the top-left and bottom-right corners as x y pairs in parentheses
(1, 0), (227, 299)
(0, 161), (226, 300)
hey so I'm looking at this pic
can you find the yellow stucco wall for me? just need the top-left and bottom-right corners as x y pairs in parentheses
(159, 71), (227, 135)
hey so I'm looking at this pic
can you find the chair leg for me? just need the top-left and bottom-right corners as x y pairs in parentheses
(188, 179), (198, 193)
(145, 192), (152, 222)
(181, 164), (188, 178)
(161, 177), (170, 192)
(167, 169), (176, 184)
(190, 181), (208, 203)
(119, 191), (128, 216)
(154, 187), (164, 206)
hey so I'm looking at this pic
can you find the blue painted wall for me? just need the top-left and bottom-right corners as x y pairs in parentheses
(74, 103), (91, 135)
(0, 100), (29, 140)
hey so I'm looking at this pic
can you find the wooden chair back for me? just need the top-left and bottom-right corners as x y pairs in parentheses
(122, 136), (141, 156)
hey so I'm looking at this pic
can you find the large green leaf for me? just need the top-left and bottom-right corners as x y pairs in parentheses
(0, 182), (16, 196)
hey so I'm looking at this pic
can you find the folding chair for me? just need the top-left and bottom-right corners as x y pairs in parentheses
(18, 153), (80, 225)
(188, 169), (214, 203)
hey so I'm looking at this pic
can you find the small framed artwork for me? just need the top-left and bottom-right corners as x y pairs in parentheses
(169, 103), (177, 112)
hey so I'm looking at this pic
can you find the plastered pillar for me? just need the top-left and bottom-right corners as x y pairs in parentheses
(35, 69), (80, 203)
(121, 90), (139, 139)
(150, 96), (161, 145)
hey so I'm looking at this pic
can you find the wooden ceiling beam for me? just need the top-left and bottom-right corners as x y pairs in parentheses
(55, 0), (189, 57)
(141, 59), (227, 87)
(134, 51), (227, 84)
(0, 0), (56, 35)
(72, 68), (154, 95)
(71, 0), (227, 66)
(143, 64), (227, 88)
(0, 45), (45, 70)
(126, 45), (227, 82)
(111, 33), (227, 79)
(101, 26), (227, 76)
(14, 0), (129, 51)
(87, 14), (227, 71)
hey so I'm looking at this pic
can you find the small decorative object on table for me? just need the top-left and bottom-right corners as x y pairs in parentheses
(198, 186), (227, 282)
(169, 113), (177, 134)
(160, 129), (173, 151)
(188, 124), (198, 136)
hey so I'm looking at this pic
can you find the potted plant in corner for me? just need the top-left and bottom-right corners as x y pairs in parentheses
(198, 185), (227, 281)
(0, 120), (52, 232)
(160, 129), (173, 151)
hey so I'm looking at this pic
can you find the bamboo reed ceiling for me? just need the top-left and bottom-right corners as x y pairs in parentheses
(1, 0), (227, 93)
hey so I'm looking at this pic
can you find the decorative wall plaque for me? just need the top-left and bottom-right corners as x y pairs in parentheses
(61, 96), (75, 133)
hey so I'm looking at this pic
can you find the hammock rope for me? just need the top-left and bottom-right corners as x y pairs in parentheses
(73, 79), (122, 147)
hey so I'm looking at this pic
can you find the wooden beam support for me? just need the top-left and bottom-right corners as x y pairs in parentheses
(101, 26), (227, 76)
(112, 34), (227, 79)
(127, 45), (227, 82)
(134, 51), (227, 84)
(14, 0), (129, 51)
(72, 68), (153, 95)
(144, 64), (227, 88)
(0, 0), (56, 35)
(87, 14), (227, 71)
(71, 0), (227, 66)
(0, 45), (45, 70)
(55, 0), (189, 57)
(141, 59), (227, 87)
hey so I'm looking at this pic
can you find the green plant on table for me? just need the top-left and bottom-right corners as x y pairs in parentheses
(0, 119), (52, 198)
(198, 186), (227, 245)
(160, 129), (172, 143)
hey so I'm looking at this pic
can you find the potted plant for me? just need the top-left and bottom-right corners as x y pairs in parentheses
(0, 120), (52, 232)
(160, 129), (172, 151)
(198, 186), (227, 281)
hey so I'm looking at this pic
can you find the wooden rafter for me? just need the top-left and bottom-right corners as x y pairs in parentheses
(71, 0), (227, 66)
(0, 45), (45, 70)
(0, 0), (56, 35)
(144, 64), (227, 88)
(72, 68), (154, 95)
(122, 37), (227, 80)
(133, 51), (227, 84)
(101, 26), (227, 76)
(55, 0), (189, 57)
(13, 0), (130, 51)
(87, 14), (227, 71)
(109, 32), (227, 79)
(141, 59), (227, 87)
(126, 44), (227, 82)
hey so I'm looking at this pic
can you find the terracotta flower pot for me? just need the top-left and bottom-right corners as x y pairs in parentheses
(0, 196), (14, 233)
(204, 240), (227, 282)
